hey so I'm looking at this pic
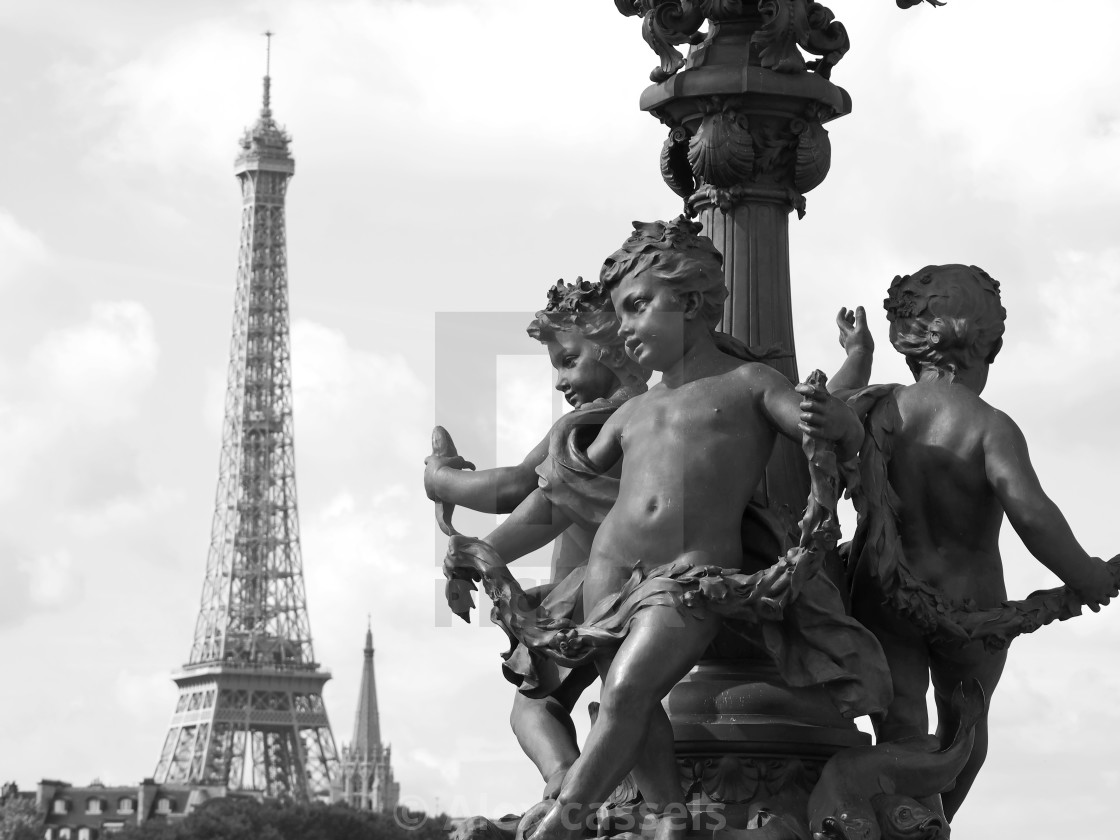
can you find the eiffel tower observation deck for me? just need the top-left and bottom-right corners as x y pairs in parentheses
(153, 36), (341, 799)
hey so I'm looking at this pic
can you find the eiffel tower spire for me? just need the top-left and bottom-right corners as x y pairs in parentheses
(153, 40), (341, 799)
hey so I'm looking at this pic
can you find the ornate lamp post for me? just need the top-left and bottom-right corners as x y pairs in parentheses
(617, 0), (854, 518)
(610, 3), (893, 832)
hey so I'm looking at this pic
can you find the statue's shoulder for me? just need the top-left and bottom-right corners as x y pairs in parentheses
(548, 385), (644, 437)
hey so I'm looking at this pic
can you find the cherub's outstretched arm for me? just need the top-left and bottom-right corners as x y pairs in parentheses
(484, 488), (574, 565)
(828, 306), (874, 396)
(425, 432), (549, 514)
(985, 411), (1118, 609)
(468, 403), (627, 565)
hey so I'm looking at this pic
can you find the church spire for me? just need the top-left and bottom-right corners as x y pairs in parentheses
(337, 622), (399, 812)
(352, 622), (382, 757)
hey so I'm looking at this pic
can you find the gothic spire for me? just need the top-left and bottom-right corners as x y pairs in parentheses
(351, 623), (383, 759)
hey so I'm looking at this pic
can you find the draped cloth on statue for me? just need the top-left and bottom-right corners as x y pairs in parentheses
(444, 395), (893, 719)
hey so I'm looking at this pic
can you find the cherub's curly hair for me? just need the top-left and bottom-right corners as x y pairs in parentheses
(526, 278), (650, 389)
(884, 264), (1006, 381)
(599, 217), (727, 328)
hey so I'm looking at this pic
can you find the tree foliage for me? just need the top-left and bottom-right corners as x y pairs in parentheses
(113, 797), (450, 840)
(0, 796), (42, 840)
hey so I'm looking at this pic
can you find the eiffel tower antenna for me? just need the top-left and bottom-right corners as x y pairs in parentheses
(153, 51), (340, 800)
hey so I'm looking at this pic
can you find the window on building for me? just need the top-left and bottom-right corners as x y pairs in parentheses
(155, 798), (172, 815)
(43, 828), (55, 840)
(86, 798), (102, 815)
(77, 829), (93, 840)
(117, 798), (134, 814)
(59, 830), (72, 840)
(52, 799), (69, 815)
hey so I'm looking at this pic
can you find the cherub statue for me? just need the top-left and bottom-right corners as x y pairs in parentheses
(425, 278), (650, 801)
(441, 218), (892, 840)
(845, 264), (1120, 820)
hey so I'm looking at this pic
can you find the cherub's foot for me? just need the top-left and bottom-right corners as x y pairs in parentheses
(640, 808), (690, 840)
(525, 801), (587, 840)
(542, 767), (569, 801)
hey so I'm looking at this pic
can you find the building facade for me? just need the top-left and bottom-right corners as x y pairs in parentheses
(36, 779), (224, 838)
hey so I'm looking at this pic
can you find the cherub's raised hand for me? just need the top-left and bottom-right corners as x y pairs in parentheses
(836, 306), (874, 357)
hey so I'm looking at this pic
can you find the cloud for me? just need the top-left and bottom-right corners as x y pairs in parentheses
(115, 669), (178, 719)
(1038, 249), (1120, 361)
(17, 550), (82, 610)
(0, 302), (158, 504)
(61, 485), (184, 536)
(29, 301), (158, 421)
(290, 318), (428, 470)
(55, 0), (657, 183)
(495, 354), (556, 464)
(889, 3), (1120, 208)
(0, 209), (47, 286)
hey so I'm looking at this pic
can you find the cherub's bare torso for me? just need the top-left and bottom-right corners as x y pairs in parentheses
(585, 359), (778, 606)
(887, 381), (1008, 606)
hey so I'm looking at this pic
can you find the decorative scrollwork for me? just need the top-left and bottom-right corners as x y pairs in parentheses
(706, 0), (753, 19)
(753, 0), (849, 79)
(679, 755), (822, 804)
(660, 126), (696, 199)
(616, 1), (710, 82)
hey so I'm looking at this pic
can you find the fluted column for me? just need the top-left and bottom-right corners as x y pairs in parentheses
(622, 0), (851, 520)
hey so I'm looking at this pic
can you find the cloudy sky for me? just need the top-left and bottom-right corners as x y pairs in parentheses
(1, 1), (1119, 836)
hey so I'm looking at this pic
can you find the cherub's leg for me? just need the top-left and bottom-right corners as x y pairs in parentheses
(511, 665), (597, 799)
(511, 694), (581, 800)
(863, 610), (932, 742)
(929, 643), (1006, 822)
(529, 604), (718, 840)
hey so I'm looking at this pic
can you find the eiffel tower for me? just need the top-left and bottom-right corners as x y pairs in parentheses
(153, 37), (341, 799)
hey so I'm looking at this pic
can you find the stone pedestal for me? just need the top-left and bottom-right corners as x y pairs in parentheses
(667, 660), (867, 836)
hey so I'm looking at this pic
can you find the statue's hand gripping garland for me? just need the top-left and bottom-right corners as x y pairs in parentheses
(444, 371), (893, 720)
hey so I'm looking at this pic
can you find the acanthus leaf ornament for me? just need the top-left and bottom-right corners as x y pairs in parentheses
(753, 0), (850, 79)
(753, 0), (808, 74)
(616, 1), (711, 82)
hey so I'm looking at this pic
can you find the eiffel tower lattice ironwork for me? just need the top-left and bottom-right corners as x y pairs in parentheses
(153, 46), (341, 799)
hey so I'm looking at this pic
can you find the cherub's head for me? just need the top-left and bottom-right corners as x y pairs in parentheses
(526, 278), (650, 408)
(884, 264), (1005, 383)
(599, 218), (726, 370)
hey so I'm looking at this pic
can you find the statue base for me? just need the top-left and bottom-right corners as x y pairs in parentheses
(665, 658), (868, 840)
